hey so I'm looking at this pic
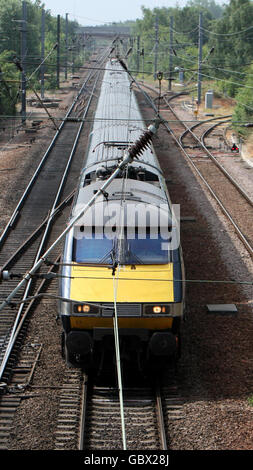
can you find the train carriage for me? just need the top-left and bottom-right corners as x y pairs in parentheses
(59, 58), (185, 373)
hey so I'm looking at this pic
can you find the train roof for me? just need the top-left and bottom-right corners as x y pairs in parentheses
(83, 59), (162, 176)
(72, 179), (172, 228)
(71, 59), (173, 230)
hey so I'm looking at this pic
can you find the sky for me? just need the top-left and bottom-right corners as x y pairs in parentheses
(41, 0), (227, 26)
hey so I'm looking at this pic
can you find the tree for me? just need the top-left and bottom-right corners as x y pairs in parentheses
(209, 0), (253, 69)
(0, 50), (19, 115)
(233, 64), (253, 132)
(187, 0), (225, 18)
(0, 0), (83, 114)
(129, 4), (214, 79)
(0, 0), (21, 56)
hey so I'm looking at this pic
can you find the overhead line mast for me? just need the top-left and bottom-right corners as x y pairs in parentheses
(197, 12), (203, 105)
(21, 0), (27, 124)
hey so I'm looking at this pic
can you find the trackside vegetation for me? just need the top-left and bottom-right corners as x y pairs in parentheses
(0, 0), (83, 116)
(127, 0), (253, 134)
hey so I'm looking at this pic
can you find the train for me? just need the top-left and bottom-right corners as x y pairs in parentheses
(59, 58), (185, 374)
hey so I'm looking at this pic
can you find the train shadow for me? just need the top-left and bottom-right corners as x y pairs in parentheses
(87, 354), (178, 389)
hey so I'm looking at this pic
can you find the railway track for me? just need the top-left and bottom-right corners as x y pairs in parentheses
(137, 82), (253, 257)
(83, 385), (165, 450)
(53, 371), (184, 450)
(0, 49), (113, 448)
(0, 62), (185, 451)
(1, 61), (251, 452)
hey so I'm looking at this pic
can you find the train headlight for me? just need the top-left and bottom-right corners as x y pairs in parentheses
(73, 304), (100, 314)
(144, 304), (170, 314)
(153, 306), (162, 313)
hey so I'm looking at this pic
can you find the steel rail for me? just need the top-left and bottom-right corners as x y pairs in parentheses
(0, 59), (106, 381)
(201, 119), (232, 146)
(78, 377), (89, 450)
(136, 81), (253, 257)
(163, 121), (253, 257)
(34, 67), (101, 256)
(179, 115), (232, 145)
(0, 83), (85, 249)
(167, 129), (253, 257)
(0, 123), (159, 366)
(143, 81), (250, 201)
(0, 254), (61, 385)
(0, 49), (110, 251)
(1, 191), (75, 272)
(162, 94), (253, 208)
(171, 131), (253, 256)
(156, 385), (168, 450)
(78, 383), (170, 450)
(0, 48), (124, 380)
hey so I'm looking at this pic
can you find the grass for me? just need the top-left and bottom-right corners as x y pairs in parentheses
(247, 396), (253, 407)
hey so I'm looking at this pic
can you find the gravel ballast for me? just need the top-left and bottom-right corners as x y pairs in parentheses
(1, 81), (252, 451)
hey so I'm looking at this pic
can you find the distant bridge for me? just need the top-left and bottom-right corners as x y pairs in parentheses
(76, 26), (131, 39)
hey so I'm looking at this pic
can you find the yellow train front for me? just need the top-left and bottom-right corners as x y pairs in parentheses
(59, 58), (185, 373)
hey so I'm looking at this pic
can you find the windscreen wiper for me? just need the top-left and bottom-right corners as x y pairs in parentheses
(98, 247), (114, 264)
(98, 239), (119, 275)
(125, 242), (144, 265)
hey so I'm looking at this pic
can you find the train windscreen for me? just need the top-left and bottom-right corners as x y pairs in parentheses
(72, 229), (170, 265)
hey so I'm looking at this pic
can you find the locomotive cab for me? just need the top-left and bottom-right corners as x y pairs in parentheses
(60, 213), (184, 373)
(59, 58), (185, 374)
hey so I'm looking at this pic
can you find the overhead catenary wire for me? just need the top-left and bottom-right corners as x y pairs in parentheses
(110, 77), (143, 447)
(164, 50), (253, 114)
(200, 70), (253, 91)
(174, 52), (253, 88)
(171, 25), (199, 35)
(0, 60), (159, 446)
(200, 25), (253, 37)
(4, 275), (252, 286)
(25, 43), (58, 83)
(112, 166), (129, 451)
(0, 119), (160, 307)
(167, 49), (253, 92)
(0, 54), (250, 282)
(109, 87), (134, 450)
(1, 116), (253, 125)
(181, 62), (253, 80)
(1, 275), (252, 309)
(132, 18), (253, 85)
(2, 112), (253, 130)
(2, 61), (154, 75)
(0, 51), (113, 380)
